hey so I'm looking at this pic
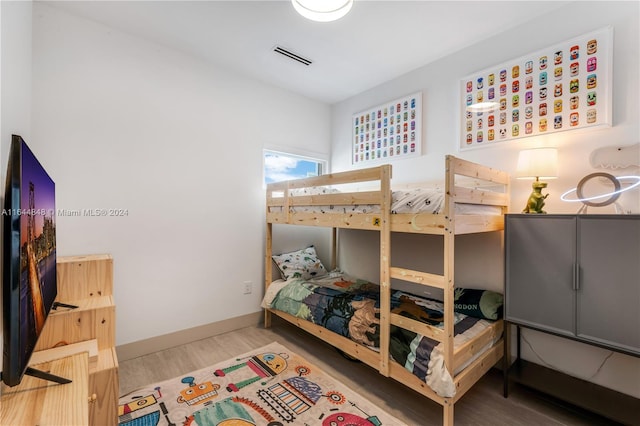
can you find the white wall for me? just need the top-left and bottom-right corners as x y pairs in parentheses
(1, 0), (32, 161)
(0, 0), (33, 388)
(330, 2), (639, 397)
(30, 3), (331, 346)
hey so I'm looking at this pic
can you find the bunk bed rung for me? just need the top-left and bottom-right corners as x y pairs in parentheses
(390, 267), (446, 288)
(269, 309), (381, 367)
(290, 191), (381, 207)
(446, 155), (510, 185)
(285, 164), (392, 189)
(390, 214), (447, 234)
(388, 359), (449, 405)
(453, 215), (504, 234)
(451, 185), (509, 206)
(266, 181), (289, 192)
(390, 313), (444, 342)
(453, 320), (503, 371)
(277, 212), (386, 229)
(266, 212), (287, 223)
(266, 199), (283, 207)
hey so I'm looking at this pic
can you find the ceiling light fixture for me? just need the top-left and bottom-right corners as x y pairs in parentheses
(292, 0), (353, 22)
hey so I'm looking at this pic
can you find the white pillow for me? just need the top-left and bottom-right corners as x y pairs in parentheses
(271, 246), (327, 280)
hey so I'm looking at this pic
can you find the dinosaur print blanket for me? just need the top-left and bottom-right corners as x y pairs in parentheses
(262, 273), (498, 397)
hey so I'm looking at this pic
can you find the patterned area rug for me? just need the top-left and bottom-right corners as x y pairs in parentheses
(118, 341), (406, 426)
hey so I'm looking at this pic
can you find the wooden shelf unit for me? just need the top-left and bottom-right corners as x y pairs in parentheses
(35, 254), (119, 425)
(1, 351), (90, 425)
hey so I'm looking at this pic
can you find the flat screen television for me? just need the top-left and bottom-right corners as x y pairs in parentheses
(1, 134), (69, 387)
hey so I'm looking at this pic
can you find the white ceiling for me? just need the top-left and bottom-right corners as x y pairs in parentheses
(44, 0), (570, 104)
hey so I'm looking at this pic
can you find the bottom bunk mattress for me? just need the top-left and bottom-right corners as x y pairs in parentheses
(262, 272), (503, 398)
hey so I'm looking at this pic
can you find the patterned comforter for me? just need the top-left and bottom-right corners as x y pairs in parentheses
(262, 273), (498, 397)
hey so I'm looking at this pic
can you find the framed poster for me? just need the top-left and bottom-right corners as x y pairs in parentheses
(353, 92), (422, 164)
(460, 27), (612, 150)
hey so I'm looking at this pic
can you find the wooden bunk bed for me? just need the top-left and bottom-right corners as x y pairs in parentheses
(263, 155), (510, 425)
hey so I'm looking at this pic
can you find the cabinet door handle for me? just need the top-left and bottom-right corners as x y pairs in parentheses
(572, 263), (580, 291)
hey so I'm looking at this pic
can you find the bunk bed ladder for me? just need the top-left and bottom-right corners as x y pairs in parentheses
(384, 156), (466, 425)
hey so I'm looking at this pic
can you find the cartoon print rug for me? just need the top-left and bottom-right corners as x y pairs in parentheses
(118, 341), (406, 426)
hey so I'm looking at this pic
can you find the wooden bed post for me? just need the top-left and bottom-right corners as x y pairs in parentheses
(378, 165), (392, 376)
(443, 401), (454, 426)
(443, 156), (456, 425)
(264, 222), (273, 329)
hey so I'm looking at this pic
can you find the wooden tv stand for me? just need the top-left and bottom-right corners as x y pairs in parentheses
(1, 346), (91, 425)
(1, 254), (119, 425)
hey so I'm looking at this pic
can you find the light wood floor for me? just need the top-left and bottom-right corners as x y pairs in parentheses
(119, 317), (617, 425)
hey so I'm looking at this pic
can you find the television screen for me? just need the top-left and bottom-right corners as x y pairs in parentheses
(2, 134), (58, 387)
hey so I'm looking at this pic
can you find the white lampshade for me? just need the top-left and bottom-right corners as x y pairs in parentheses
(292, 0), (353, 22)
(516, 148), (558, 180)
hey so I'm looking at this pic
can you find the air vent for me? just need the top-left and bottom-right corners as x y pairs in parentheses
(273, 45), (313, 66)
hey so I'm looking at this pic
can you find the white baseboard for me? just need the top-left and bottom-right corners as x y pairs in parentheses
(115, 311), (263, 361)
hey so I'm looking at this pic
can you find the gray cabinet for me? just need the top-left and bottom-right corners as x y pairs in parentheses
(577, 217), (640, 353)
(503, 214), (640, 424)
(505, 214), (640, 356)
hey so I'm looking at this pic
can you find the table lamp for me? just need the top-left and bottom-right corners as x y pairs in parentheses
(517, 148), (558, 213)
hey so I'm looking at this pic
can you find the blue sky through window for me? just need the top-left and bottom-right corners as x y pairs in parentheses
(264, 151), (322, 184)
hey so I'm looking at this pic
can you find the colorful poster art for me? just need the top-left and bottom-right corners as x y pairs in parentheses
(353, 92), (422, 164)
(460, 27), (612, 150)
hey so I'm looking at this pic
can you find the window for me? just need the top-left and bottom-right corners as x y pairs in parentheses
(263, 150), (326, 185)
